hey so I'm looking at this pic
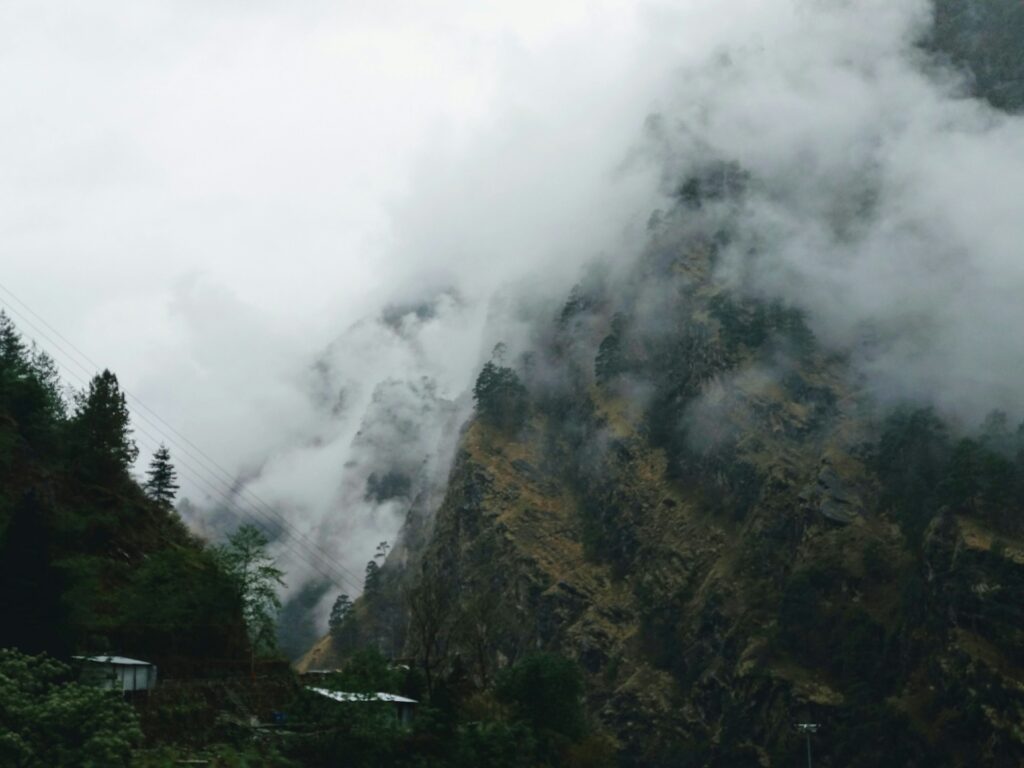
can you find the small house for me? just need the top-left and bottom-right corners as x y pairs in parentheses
(74, 655), (158, 692)
(308, 687), (417, 726)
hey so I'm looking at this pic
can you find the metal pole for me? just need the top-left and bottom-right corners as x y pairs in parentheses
(795, 722), (818, 768)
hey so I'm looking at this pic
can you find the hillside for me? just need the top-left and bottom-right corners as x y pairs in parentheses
(0, 313), (249, 672)
(311, 170), (1024, 765)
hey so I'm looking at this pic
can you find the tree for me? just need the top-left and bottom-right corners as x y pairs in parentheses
(363, 541), (390, 595)
(329, 594), (354, 639)
(0, 649), (141, 767)
(496, 652), (586, 758)
(143, 444), (179, 507)
(70, 370), (138, 482)
(473, 361), (528, 432)
(0, 317), (64, 450)
(595, 315), (627, 385)
(0, 310), (27, 374)
(405, 569), (458, 698)
(215, 524), (286, 671)
(0, 490), (70, 657)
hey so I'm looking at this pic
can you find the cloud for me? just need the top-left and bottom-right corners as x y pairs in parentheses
(648, 0), (1024, 424)
(6, 0), (1023, 636)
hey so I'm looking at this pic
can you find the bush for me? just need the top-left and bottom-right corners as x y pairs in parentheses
(0, 649), (141, 768)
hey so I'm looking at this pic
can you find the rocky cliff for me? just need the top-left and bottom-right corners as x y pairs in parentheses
(303, 203), (1023, 765)
(298, 5), (1024, 763)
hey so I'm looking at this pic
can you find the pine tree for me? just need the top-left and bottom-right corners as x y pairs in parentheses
(0, 311), (27, 372)
(71, 370), (138, 481)
(143, 444), (179, 507)
(363, 541), (390, 595)
(0, 311), (29, 409)
(595, 314), (626, 385)
(473, 361), (528, 432)
(329, 594), (354, 638)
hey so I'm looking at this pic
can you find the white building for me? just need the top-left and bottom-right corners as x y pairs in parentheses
(74, 655), (158, 692)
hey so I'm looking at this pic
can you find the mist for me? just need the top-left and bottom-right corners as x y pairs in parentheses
(5, 0), (1023, 643)
(648, 0), (1024, 424)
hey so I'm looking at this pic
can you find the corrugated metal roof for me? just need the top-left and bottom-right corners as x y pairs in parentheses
(308, 687), (417, 704)
(73, 655), (153, 666)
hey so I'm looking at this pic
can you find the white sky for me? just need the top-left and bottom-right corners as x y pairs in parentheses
(1, 0), (666, 489)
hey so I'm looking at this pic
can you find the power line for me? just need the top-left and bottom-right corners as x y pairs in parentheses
(0, 280), (365, 588)
(15, 328), (358, 593)
(0, 291), (363, 593)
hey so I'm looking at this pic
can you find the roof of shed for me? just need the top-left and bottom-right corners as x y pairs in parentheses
(308, 687), (417, 704)
(73, 655), (153, 666)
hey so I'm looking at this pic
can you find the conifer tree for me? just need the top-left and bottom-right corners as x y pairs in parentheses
(144, 444), (180, 507)
(71, 370), (138, 481)
(473, 361), (528, 432)
(362, 541), (390, 595)
(329, 593), (354, 639)
(0, 311), (27, 372)
(0, 311), (29, 408)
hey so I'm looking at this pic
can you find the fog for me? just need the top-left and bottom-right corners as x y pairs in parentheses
(4, 0), (1023, 635)
(651, 0), (1024, 424)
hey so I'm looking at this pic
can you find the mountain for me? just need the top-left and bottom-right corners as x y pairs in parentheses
(303, 181), (1024, 763)
(289, 3), (1024, 764)
(931, 0), (1024, 113)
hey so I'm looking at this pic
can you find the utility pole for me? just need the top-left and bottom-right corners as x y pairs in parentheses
(794, 723), (819, 768)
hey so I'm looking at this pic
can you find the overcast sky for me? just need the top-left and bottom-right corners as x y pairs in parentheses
(1, 1), (672, 484)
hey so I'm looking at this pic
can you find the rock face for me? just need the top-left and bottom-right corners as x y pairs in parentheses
(931, 0), (1024, 113)
(300, 11), (1024, 757)
(310, 211), (1024, 766)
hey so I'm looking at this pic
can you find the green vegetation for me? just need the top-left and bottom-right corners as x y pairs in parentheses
(215, 524), (287, 668)
(473, 361), (528, 433)
(875, 406), (1024, 540)
(0, 649), (141, 767)
(0, 312), (291, 761)
(142, 445), (179, 508)
(0, 312), (248, 663)
(283, 648), (603, 768)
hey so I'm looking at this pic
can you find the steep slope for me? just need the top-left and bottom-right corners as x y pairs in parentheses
(320, 196), (1024, 765)
(0, 314), (249, 672)
(931, 0), (1024, 112)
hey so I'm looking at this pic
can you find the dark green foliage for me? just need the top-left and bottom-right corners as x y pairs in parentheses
(875, 407), (952, 542)
(876, 407), (1024, 539)
(69, 369), (138, 483)
(930, 0), (1024, 113)
(278, 579), (332, 662)
(496, 653), (586, 746)
(0, 490), (70, 657)
(708, 294), (814, 358)
(364, 540), (390, 595)
(215, 524), (286, 660)
(0, 649), (141, 767)
(676, 161), (749, 208)
(776, 565), (900, 698)
(118, 546), (248, 664)
(0, 314), (65, 455)
(473, 362), (528, 432)
(594, 315), (627, 385)
(452, 721), (537, 768)
(365, 471), (412, 503)
(329, 593), (355, 639)
(0, 313), (251, 672)
(325, 648), (405, 694)
(142, 444), (179, 507)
